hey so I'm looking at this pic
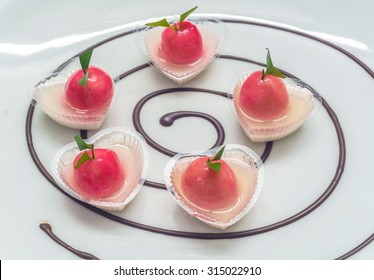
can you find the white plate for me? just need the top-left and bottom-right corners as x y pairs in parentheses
(1, 0), (373, 260)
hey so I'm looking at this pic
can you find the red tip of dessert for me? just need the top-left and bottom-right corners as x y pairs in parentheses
(65, 66), (114, 111)
(239, 70), (289, 121)
(181, 156), (238, 210)
(73, 148), (125, 198)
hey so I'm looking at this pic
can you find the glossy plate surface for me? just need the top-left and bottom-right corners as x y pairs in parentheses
(0, 0), (373, 259)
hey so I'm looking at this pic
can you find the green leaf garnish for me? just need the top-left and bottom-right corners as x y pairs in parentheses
(265, 48), (274, 72)
(180, 6), (198, 25)
(262, 48), (286, 79)
(145, 18), (171, 28)
(78, 70), (90, 87)
(206, 145), (225, 173)
(74, 151), (93, 169)
(77, 49), (93, 87)
(74, 135), (93, 151)
(207, 161), (222, 173)
(145, 6), (198, 32)
(79, 49), (93, 74)
(74, 135), (95, 169)
(212, 145), (225, 161)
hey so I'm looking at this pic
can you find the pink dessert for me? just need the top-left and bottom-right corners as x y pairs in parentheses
(233, 49), (315, 142)
(146, 6), (203, 65)
(65, 66), (114, 112)
(159, 20), (203, 64)
(181, 155), (238, 210)
(164, 145), (264, 229)
(141, 6), (225, 84)
(51, 128), (148, 211)
(34, 49), (115, 130)
(73, 148), (125, 199)
(239, 70), (289, 121)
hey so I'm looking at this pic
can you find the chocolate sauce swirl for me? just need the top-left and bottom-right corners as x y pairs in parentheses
(132, 88), (227, 158)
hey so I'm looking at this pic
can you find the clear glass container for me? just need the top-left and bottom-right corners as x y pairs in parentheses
(34, 57), (120, 130)
(135, 14), (227, 84)
(164, 144), (264, 229)
(232, 75), (322, 142)
(51, 127), (148, 211)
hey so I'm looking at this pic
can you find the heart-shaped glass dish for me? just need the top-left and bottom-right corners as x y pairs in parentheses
(51, 127), (148, 211)
(33, 57), (119, 130)
(164, 144), (264, 229)
(135, 14), (227, 84)
(232, 75), (322, 142)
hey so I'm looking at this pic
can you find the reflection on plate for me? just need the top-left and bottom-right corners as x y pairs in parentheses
(26, 15), (374, 259)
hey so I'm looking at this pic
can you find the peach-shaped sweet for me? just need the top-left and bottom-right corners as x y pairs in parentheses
(137, 11), (226, 84)
(182, 156), (238, 210)
(232, 49), (321, 142)
(164, 144), (264, 229)
(159, 20), (203, 65)
(73, 148), (125, 199)
(34, 51), (117, 130)
(65, 66), (114, 112)
(51, 127), (148, 211)
(239, 70), (289, 121)
(233, 76), (320, 142)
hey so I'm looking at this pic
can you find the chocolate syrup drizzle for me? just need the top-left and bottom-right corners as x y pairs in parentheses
(40, 223), (99, 260)
(133, 88), (227, 158)
(335, 234), (374, 260)
(25, 17), (374, 259)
